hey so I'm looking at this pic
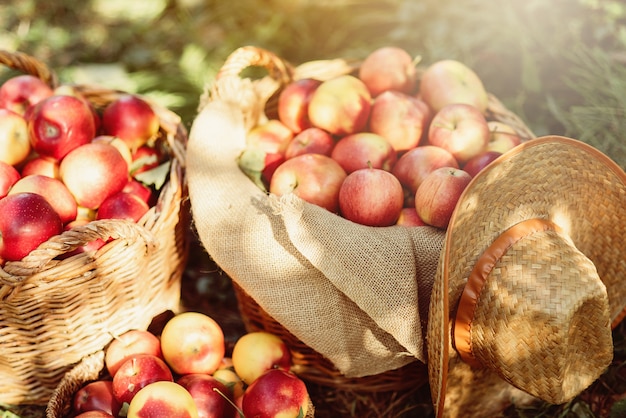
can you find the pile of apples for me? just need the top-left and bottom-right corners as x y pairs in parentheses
(238, 46), (522, 229)
(0, 73), (170, 263)
(69, 311), (311, 418)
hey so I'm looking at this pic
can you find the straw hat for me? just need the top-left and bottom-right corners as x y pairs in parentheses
(427, 135), (626, 417)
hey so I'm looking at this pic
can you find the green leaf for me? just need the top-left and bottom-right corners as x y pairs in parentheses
(134, 160), (171, 190)
(236, 148), (268, 192)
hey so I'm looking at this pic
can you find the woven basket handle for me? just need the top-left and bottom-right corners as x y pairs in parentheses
(0, 219), (157, 282)
(215, 45), (295, 87)
(0, 49), (58, 87)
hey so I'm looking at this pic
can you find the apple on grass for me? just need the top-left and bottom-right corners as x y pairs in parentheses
(101, 94), (160, 151)
(330, 132), (397, 174)
(358, 46), (418, 97)
(177, 373), (236, 418)
(414, 167), (472, 229)
(0, 192), (63, 261)
(232, 331), (292, 385)
(0, 161), (20, 199)
(0, 74), (54, 116)
(269, 153), (347, 213)
(277, 78), (322, 134)
(391, 145), (459, 195)
(105, 329), (163, 377)
(486, 120), (522, 153)
(427, 103), (490, 164)
(307, 74), (371, 137)
(418, 59), (489, 114)
(72, 380), (122, 417)
(9, 174), (78, 224)
(112, 353), (174, 405)
(20, 155), (60, 179)
(160, 311), (225, 375)
(284, 127), (335, 159)
(368, 90), (431, 153)
(462, 150), (502, 177)
(27, 94), (96, 161)
(127, 381), (199, 418)
(242, 369), (310, 418)
(60, 142), (129, 210)
(95, 191), (150, 223)
(0, 108), (31, 166)
(338, 167), (404, 227)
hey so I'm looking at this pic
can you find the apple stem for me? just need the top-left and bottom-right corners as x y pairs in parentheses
(411, 55), (423, 68)
(213, 387), (245, 417)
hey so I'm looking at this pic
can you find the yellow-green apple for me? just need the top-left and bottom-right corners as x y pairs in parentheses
(308, 74), (371, 136)
(330, 132), (397, 174)
(160, 311), (225, 375)
(462, 150), (502, 177)
(112, 353), (174, 404)
(92, 135), (133, 168)
(486, 120), (522, 154)
(419, 59), (489, 114)
(28, 94), (96, 160)
(0, 161), (20, 199)
(0, 108), (31, 166)
(246, 119), (293, 155)
(269, 153), (347, 213)
(0, 74), (54, 116)
(277, 78), (322, 133)
(74, 411), (114, 418)
(95, 191), (150, 223)
(213, 367), (245, 400)
(177, 373), (235, 418)
(72, 380), (122, 417)
(427, 103), (490, 164)
(284, 127), (335, 159)
(391, 145), (459, 196)
(232, 331), (292, 386)
(127, 381), (199, 418)
(368, 90), (431, 152)
(59, 142), (129, 209)
(105, 329), (163, 377)
(20, 155), (60, 179)
(358, 46), (417, 97)
(414, 167), (472, 229)
(8, 174), (78, 224)
(395, 207), (427, 227)
(0, 192), (63, 261)
(101, 94), (160, 151)
(338, 167), (404, 227)
(241, 369), (310, 418)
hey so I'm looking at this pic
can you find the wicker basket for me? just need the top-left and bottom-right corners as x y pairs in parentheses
(0, 50), (189, 405)
(191, 46), (535, 417)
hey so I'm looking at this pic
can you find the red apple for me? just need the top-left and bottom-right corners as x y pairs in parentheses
(123, 179), (154, 205)
(414, 167), (472, 229)
(0, 192), (63, 261)
(59, 142), (129, 209)
(395, 207), (427, 227)
(338, 167), (404, 227)
(8, 174), (77, 224)
(462, 150), (502, 177)
(242, 369), (310, 418)
(177, 373), (235, 418)
(112, 353), (174, 404)
(28, 94), (96, 160)
(130, 144), (163, 176)
(284, 127), (335, 159)
(486, 120), (522, 154)
(0, 74), (54, 116)
(60, 219), (107, 258)
(92, 135), (133, 168)
(358, 46), (417, 97)
(127, 381), (199, 418)
(368, 90), (432, 152)
(53, 84), (101, 132)
(269, 153), (347, 213)
(20, 155), (60, 179)
(73, 380), (122, 417)
(277, 78), (322, 133)
(74, 411), (115, 418)
(101, 94), (160, 151)
(95, 191), (150, 223)
(246, 119), (293, 155)
(0, 161), (20, 199)
(330, 132), (397, 174)
(232, 331), (292, 386)
(0, 108), (31, 166)
(391, 145), (459, 195)
(308, 74), (371, 136)
(427, 103), (490, 164)
(105, 329), (163, 377)
(160, 311), (225, 375)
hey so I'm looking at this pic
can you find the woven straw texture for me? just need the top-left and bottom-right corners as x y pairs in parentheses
(186, 46), (535, 391)
(0, 50), (189, 405)
(427, 136), (626, 417)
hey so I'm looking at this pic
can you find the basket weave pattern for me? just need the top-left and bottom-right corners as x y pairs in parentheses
(0, 50), (189, 405)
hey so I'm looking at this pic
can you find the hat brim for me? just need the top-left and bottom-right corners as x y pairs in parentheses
(427, 135), (626, 417)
